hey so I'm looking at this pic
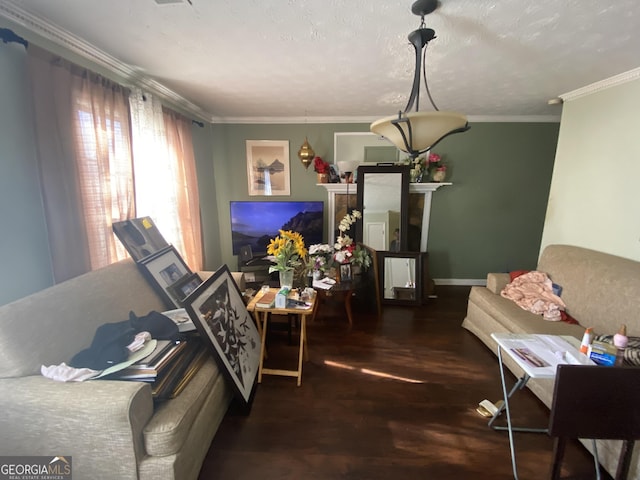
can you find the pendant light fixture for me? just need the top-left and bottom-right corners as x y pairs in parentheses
(370, 0), (469, 158)
(297, 137), (315, 169)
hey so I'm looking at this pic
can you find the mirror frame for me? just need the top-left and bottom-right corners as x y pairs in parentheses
(378, 251), (423, 306)
(356, 165), (410, 250)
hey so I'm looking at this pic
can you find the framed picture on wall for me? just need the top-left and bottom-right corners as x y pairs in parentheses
(246, 140), (290, 196)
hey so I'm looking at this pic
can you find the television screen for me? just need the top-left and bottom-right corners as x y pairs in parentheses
(230, 201), (324, 255)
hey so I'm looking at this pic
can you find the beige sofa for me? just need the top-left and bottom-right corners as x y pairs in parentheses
(463, 244), (640, 479)
(0, 258), (242, 479)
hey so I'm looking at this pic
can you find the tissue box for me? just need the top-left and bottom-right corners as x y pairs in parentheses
(275, 287), (290, 309)
(588, 340), (618, 366)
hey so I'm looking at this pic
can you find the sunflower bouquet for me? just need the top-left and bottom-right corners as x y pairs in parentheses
(266, 230), (308, 273)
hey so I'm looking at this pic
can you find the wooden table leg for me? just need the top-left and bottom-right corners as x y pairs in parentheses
(297, 315), (306, 386)
(258, 311), (269, 383)
(344, 289), (354, 326)
(252, 311), (267, 359)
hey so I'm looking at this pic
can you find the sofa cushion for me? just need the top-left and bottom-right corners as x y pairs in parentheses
(469, 287), (584, 338)
(143, 357), (224, 456)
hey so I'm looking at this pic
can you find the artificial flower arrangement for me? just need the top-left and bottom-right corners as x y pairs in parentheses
(334, 210), (371, 270)
(308, 243), (334, 272)
(333, 210), (361, 263)
(305, 210), (372, 280)
(313, 156), (330, 174)
(404, 152), (445, 182)
(426, 152), (446, 180)
(266, 229), (308, 273)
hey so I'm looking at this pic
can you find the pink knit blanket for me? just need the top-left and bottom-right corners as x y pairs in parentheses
(500, 271), (566, 321)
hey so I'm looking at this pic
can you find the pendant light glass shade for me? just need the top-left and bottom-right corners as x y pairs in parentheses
(370, 111), (468, 155)
(371, 0), (469, 157)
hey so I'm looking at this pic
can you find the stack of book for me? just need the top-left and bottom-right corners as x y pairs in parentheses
(103, 335), (210, 400)
(256, 290), (277, 308)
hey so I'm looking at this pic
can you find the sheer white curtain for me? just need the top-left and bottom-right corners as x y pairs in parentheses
(129, 88), (203, 270)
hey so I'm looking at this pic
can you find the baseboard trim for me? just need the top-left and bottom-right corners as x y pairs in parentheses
(433, 278), (486, 286)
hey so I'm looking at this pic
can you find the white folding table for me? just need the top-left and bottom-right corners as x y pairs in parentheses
(489, 333), (594, 479)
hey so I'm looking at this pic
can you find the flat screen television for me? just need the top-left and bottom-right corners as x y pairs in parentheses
(230, 201), (324, 255)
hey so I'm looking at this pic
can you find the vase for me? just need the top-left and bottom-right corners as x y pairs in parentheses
(432, 169), (446, 182)
(410, 169), (423, 183)
(313, 270), (323, 281)
(279, 269), (294, 289)
(317, 173), (329, 184)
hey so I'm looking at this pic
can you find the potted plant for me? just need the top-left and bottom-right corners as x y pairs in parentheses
(313, 156), (330, 183)
(266, 230), (307, 288)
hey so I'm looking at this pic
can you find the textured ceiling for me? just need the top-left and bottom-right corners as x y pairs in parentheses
(2, 0), (639, 122)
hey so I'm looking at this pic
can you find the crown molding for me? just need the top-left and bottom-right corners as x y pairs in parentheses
(561, 67), (640, 102)
(0, 0), (212, 122)
(210, 114), (561, 125)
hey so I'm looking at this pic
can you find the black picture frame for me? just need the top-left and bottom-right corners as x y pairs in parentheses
(339, 263), (352, 283)
(167, 272), (203, 307)
(183, 265), (261, 406)
(139, 245), (192, 308)
(113, 216), (170, 262)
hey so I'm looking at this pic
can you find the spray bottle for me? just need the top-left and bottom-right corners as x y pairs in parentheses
(579, 327), (593, 354)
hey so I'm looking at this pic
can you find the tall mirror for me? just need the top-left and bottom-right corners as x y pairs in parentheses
(379, 252), (423, 306)
(356, 165), (410, 251)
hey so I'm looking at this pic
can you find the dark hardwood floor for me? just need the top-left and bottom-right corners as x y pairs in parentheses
(198, 286), (608, 480)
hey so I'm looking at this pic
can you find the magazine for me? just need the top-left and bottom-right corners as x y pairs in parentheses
(492, 333), (594, 378)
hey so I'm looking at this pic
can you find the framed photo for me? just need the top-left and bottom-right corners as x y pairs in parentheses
(113, 216), (169, 262)
(139, 245), (192, 308)
(183, 265), (261, 405)
(167, 272), (203, 306)
(340, 262), (353, 282)
(246, 140), (290, 196)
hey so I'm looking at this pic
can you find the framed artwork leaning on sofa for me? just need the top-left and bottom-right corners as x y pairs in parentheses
(183, 265), (261, 406)
(139, 245), (193, 308)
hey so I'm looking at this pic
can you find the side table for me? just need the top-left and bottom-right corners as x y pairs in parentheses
(313, 280), (354, 325)
(246, 288), (317, 386)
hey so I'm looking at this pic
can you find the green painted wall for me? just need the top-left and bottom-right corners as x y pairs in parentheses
(428, 122), (559, 279)
(207, 122), (560, 279)
(191, 122), (221, 269)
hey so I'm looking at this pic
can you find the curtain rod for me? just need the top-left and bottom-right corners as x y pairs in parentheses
(0, 28), (28, 48)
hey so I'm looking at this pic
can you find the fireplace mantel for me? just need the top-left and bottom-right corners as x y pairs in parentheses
(318, 182), (452, 251)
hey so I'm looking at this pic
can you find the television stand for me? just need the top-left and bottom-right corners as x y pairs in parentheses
(239, 255), (274, 288)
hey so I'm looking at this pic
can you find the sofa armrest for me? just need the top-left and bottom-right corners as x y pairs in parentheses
(486, 273), (511, 294)
(0, 376), (154, 480)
